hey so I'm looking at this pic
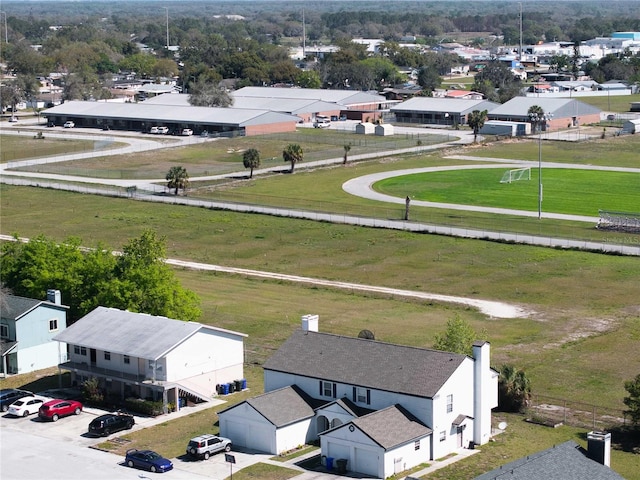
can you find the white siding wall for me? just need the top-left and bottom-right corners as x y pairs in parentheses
(383, 436), (431, 478)
(431, 359), (475, 459)
(165, 330), (244, 382)
(15, 342), (61, 374)
(219, 403), (277, 453)
(275, 419), (314, 454)
(264, 370), (433, 426)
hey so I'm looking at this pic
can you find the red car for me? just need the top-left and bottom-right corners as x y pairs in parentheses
(38, 399), (83, 422)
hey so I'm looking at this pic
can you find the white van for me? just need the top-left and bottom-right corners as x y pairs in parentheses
(313, 115), (331, 128)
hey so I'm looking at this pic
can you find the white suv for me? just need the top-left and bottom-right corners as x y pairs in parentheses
(186, 434), (232, 460)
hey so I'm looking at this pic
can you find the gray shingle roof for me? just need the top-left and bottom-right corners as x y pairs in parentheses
(263, 330), (466, 398)
(52, 306), (245, 360)
(220, 385), (317, 428)
(473, 441), (625, 480)
(1, 294), (67, 321)
(346, 404), (432, 450)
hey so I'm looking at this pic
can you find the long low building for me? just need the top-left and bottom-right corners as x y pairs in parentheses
(43, 101), (301, 136)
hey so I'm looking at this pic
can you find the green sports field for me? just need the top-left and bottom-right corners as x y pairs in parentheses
(375, 167), (640, 216)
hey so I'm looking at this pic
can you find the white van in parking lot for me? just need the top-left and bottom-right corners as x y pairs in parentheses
(313, 115), (331, 128)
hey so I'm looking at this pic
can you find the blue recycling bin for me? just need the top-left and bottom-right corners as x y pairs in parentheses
(241, 378), (247, 390)
(221, 383), (229, 395)
(326, 457), (334, 470)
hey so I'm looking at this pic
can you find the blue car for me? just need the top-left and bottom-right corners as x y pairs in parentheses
(125, 449), (173, 473)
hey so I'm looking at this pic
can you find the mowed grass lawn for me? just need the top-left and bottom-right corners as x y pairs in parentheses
(375, 168), (640, 216)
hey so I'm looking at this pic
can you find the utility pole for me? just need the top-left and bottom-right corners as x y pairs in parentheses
(163, 7), (169, 49)
(519, 2), (523, 61)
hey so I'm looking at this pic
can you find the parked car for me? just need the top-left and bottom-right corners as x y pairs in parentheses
(63, 121), (75, 128)
(125, 449), (173, 473)
(7, 395), (47, 417)
(186, 434), (232, 460)
(88, 412), (135, 436)
(38, 399), (83, 421)
(149, 126), (159, 134)
(38, 387), (83, 401)
(181, 128), (193, 136)
(0, 389), (34, 412)
(157, 126), (169, 134)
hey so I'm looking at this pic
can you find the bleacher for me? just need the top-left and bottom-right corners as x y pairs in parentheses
(597, 210), (640, 233)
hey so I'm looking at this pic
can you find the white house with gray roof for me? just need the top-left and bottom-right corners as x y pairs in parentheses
(219, 314), (497, 478)
(53, 306), (246, 412)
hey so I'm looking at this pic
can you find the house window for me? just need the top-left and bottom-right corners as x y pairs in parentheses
(49, 318), (58, 331)
(104, 351), (111, 361)
(353, 386), (371, 405)
(0, 324), (8, 338)
(447, 394), (453, 413)
(123, 355), (130, 365)
(414, 440), (420, 451)
(319, 381), (336, 398)
(74, 345), (87, 356)
(440, 431), (446, 442)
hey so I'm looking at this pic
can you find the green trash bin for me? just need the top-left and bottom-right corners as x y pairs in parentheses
(336, 458), (348, 473)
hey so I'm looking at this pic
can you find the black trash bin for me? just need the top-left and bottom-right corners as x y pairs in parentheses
(336, 458), (348, 473)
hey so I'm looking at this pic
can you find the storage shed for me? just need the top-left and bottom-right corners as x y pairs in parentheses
(480, 120), (531, 137)
(355, 122), (376, 134)
(621, 119), (640, 134)
(375, 123), (395, 136)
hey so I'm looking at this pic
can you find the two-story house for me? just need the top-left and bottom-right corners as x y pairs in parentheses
(218, 315), (498, 479)
(53, 306), (247, 412)
(1, 290), (68, 375)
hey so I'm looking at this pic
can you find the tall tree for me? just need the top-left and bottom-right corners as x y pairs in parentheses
(467, 109), (488, 143)
(433, 314), (484, 356)
(188, 78), (233, 108)
(242, 148), (261, 179)
(282, 143), (303, 174)
(165, 166), (189, 195)
(343, 144), (351, 165)
(623, 374), (640, 426)
(0, 232), (201, 323)
(527, 105), (545, 134)
(498, 364), (532, 412)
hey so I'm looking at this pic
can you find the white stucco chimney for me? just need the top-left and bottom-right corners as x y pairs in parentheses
(301, 314), (319, 332)
(472, 340), (492, 446)
(587, 431), (611, 467)
(46, 289), (62, 305)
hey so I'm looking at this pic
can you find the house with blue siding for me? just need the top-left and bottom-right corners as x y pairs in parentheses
(1, 290), (68, 375)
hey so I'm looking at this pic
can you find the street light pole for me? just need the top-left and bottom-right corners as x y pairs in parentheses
(529, 112), (553, 220)
(0, 11), (8, 44)
(163, 7), (169, 49)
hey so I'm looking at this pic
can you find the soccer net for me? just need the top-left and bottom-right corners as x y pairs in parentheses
(500, 167), (531, 184)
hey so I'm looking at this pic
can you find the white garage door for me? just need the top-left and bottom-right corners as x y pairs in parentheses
(225, 420), (272, 453)
(354, 448), (380, 478)
(225, 421), (247, 447)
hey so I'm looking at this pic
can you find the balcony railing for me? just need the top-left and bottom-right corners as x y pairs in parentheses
(60, 361), (149, 383)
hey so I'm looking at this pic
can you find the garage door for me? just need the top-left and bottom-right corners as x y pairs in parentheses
(248, 425), (272, 453)
(225, 421), (247, 447)
(354, 448), (380, 478)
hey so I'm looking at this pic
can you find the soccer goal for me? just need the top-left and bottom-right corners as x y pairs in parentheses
(500, 167), (531, 184)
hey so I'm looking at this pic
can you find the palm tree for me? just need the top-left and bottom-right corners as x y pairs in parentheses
(242, 148), (261, 179)
(282, 143), (303, 173)
(467, 109), (488, 143)
(343, 143), (351, 165)
(527, 105), (545, 134)
(165, 166), (189, 195)
(498, 364), (532, 412)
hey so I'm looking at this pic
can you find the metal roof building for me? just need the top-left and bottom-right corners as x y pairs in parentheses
(42, 100), (300, 136)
